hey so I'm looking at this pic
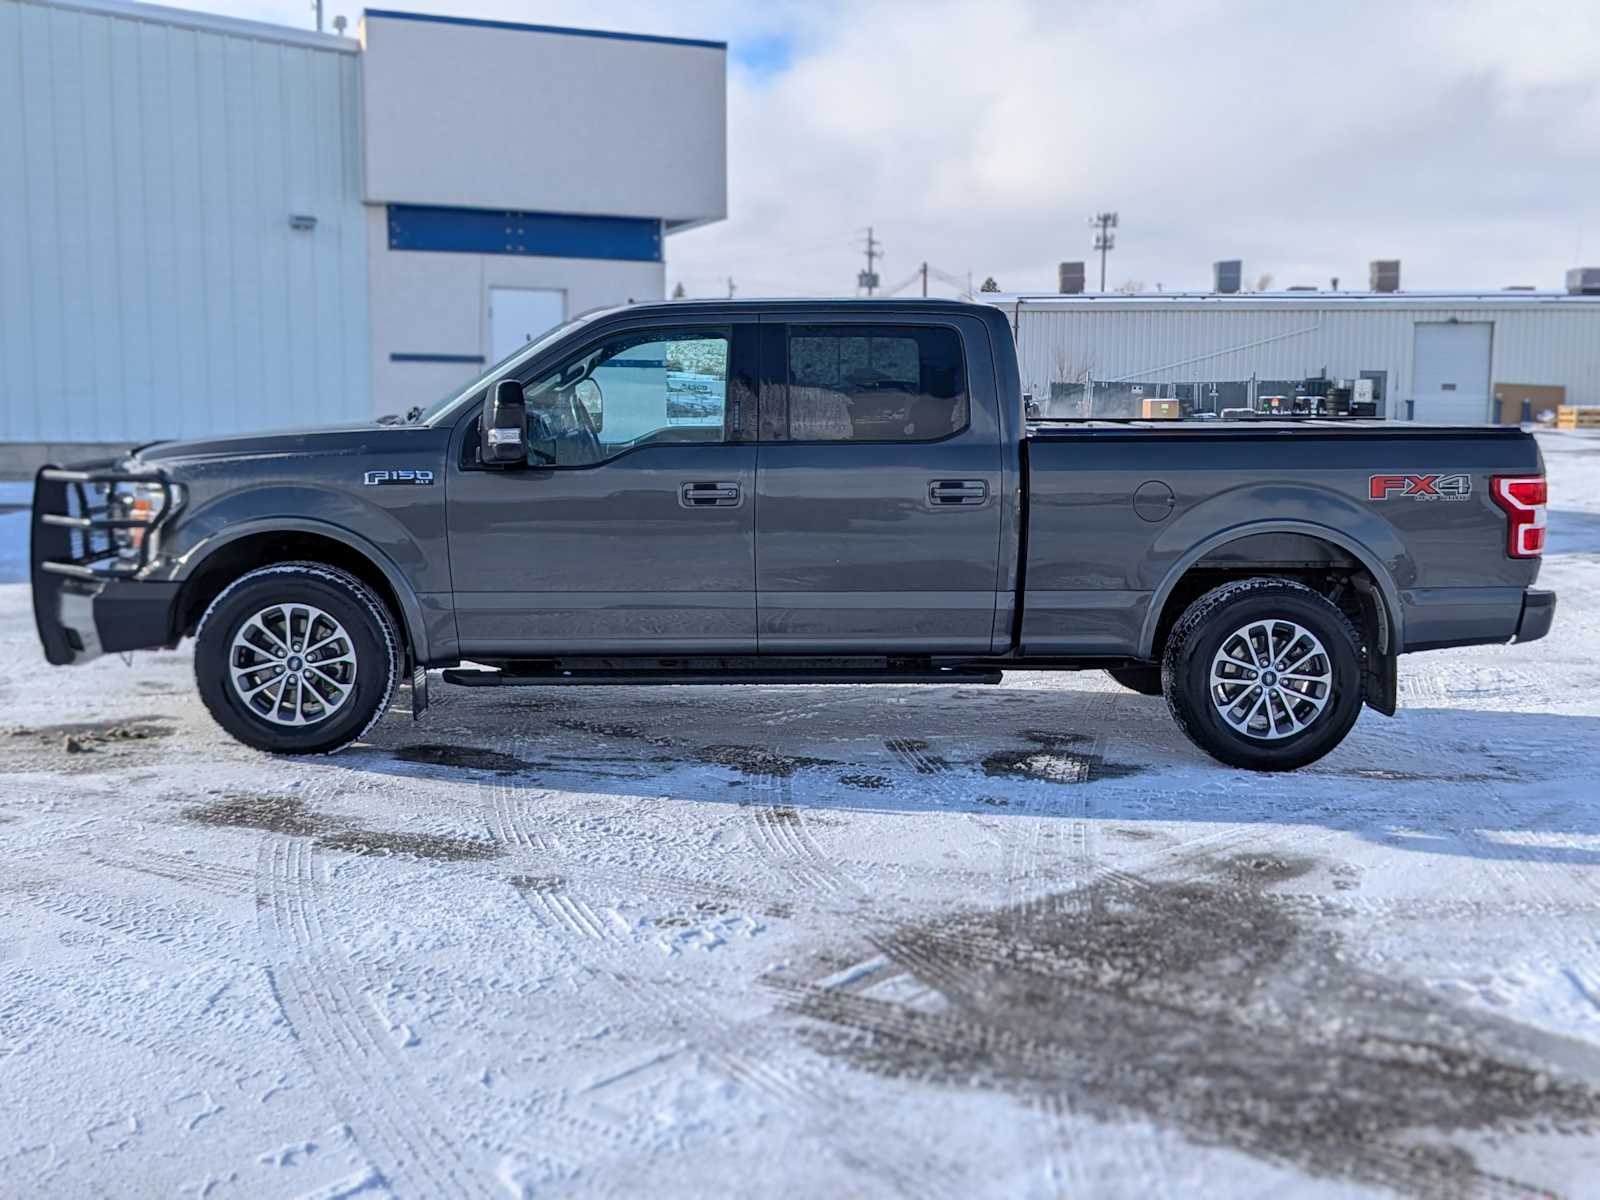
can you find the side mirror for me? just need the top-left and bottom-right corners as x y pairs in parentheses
(481, 380), (526, 465)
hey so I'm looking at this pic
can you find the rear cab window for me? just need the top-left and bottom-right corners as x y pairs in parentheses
(771, 324), (970, 442)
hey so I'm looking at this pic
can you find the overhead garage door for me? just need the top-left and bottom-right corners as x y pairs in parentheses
(1411, 322), (1492, 424)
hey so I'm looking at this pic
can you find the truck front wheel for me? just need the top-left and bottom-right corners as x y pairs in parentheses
(194, 563), (401, 755)
(1161, 578), (1363, 771)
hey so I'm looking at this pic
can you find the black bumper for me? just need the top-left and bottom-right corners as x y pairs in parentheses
(33, 573), (181, 665)
(1514, 588), (1556, 644)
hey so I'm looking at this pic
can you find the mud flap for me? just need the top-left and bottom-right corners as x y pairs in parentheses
(411, 664), (429, 720)
(1363, 647), (1397, 717)
(1351, 574), (1397, 717)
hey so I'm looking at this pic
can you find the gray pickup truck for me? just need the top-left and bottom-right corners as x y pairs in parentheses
(31, 299), (1554, 770)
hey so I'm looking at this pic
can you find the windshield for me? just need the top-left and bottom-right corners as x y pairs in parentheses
(416, 311), (598, 424)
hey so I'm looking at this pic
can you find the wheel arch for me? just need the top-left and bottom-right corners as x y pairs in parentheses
(172, 519), (431, 667)
(1138, 520), (1404, 662)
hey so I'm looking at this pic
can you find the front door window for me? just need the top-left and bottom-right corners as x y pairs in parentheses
(522, 328), (732, 467)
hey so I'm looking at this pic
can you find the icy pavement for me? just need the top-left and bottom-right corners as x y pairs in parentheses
(3, 434), (1600, 1198)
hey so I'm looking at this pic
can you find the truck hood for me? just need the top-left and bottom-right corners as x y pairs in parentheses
(133, 421), (418, 466)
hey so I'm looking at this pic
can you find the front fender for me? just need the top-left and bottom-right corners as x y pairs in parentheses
(158, 488), (438, 666)
(1137, 483), (1409, 659)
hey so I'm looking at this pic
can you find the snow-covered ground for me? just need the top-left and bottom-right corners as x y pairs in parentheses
(3, 434), (1600, 1198)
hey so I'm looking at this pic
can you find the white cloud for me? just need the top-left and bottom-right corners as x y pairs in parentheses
(187, 0), (1600, 295)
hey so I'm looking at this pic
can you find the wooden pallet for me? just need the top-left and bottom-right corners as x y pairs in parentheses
(1556, 405), (1600, 429)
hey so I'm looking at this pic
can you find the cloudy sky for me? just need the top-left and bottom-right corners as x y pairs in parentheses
(196, 0), (1597, 298)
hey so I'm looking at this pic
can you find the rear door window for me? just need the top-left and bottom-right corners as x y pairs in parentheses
(778, 325), (969, 442)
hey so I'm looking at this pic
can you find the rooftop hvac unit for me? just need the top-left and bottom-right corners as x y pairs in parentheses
(1213, 260), (1242, 294)
(1058, 261), (1086, 294)
(1370, 259), (1401, 292)
(1567, 267), (1600, 295)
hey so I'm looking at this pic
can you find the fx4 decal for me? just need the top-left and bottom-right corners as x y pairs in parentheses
(364, 469), (435, 486)
(1368, 473), (1471, 501)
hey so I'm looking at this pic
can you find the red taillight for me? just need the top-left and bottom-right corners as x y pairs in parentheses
(1490, 475), (1547, 558)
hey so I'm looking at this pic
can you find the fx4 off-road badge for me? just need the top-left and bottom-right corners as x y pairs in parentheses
(364, 469), (434, 486)
(1368, 473), (1471, 501)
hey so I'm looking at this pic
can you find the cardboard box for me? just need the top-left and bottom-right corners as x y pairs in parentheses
(1141, 399), (1181, 420)
(1494, 383), (1565, 425)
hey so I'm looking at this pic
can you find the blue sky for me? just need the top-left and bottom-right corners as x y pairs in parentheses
(170, 1), (1600, 298)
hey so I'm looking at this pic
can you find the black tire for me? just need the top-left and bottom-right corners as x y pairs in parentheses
(1161, 577), (1362, 771)
(1105, 666), (1163, 695)
(194, 562), (401, 755)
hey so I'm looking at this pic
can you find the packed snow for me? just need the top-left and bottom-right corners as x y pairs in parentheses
(2, 434), (1600, 1198)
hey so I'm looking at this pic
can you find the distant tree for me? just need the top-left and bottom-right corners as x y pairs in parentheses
(1116, 279), (1145, 293)
(1254, 273), (1274, 292)
(671, 282), (687, 300)
(980, 276), (1000, 292)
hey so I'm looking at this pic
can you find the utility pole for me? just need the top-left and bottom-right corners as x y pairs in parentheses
(1090, 211), (1118, 291)
(920, 262), (928, 297)
(726, 277), (736, 299)
(312, 0), (323, 32)
(858, 227), (882, 296)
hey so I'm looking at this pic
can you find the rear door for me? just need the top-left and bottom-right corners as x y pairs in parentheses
(448, 316), (759, 656)
(753, 314), (1004, 653)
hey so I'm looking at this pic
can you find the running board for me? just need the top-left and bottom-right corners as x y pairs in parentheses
(441, 667), (1002, 688)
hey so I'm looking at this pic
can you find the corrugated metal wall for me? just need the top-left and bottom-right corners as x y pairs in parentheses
(0, 0), (368, 444)
(1009, 298), (1600, 416)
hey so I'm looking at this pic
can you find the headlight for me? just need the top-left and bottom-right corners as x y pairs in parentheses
(106, 480), (182, 560)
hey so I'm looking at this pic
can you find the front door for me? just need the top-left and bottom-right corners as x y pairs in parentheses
(448, 319), (759, 656)
(754, 317), (1005, 653)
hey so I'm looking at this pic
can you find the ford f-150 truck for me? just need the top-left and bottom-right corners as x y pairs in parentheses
(31, 300), (1555, 770)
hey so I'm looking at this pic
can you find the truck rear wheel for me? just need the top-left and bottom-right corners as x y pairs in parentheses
(194, 563), (401, 755)
(1161, 577), (1362, 771)
(1105, 666), (1163, 695)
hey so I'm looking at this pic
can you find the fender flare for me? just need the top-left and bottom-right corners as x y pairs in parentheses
(1137, 518), (1404, 659)
(174, 517), (433, 666)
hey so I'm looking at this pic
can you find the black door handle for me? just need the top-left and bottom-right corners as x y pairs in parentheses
(680, 481), (742, 508)
(929, 479), (988, 506)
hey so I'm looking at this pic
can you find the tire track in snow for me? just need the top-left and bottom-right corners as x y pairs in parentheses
(746, 769), (848, 898)
(255, 834), (488, 1198)
(476, 727), (970, 1199)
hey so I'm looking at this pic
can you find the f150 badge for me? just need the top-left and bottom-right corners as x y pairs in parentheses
(364, 469), (434, 486)
(1368, 473), (1471, 501)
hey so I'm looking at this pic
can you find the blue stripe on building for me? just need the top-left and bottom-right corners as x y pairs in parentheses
(389, 352), (486, 364)
(387, 205), (664, 262)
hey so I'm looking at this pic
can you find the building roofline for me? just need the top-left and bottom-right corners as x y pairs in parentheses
(362, 8), (726, 51)
(26, 0), (360, 52)
(988, 290), (1600, 308)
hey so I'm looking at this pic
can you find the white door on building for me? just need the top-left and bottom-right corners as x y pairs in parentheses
(490, 288), (565, 362)
(1411, 322), (1492, 423)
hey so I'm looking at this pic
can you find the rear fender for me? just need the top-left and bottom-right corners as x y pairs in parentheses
(1137, 484), (1409, 660)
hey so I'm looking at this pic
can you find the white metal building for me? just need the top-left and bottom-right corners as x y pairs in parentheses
(993, 292), (1600, 423)
(0, 0), (726, 468)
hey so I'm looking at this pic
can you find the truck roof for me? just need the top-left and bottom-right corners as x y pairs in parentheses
(593, 297), (995, 319)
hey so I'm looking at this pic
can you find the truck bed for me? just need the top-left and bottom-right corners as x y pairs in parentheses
(1026, 418), (1531, 438)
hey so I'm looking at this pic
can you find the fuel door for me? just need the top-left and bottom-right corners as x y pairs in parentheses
(1134, 480), (1177, 523)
